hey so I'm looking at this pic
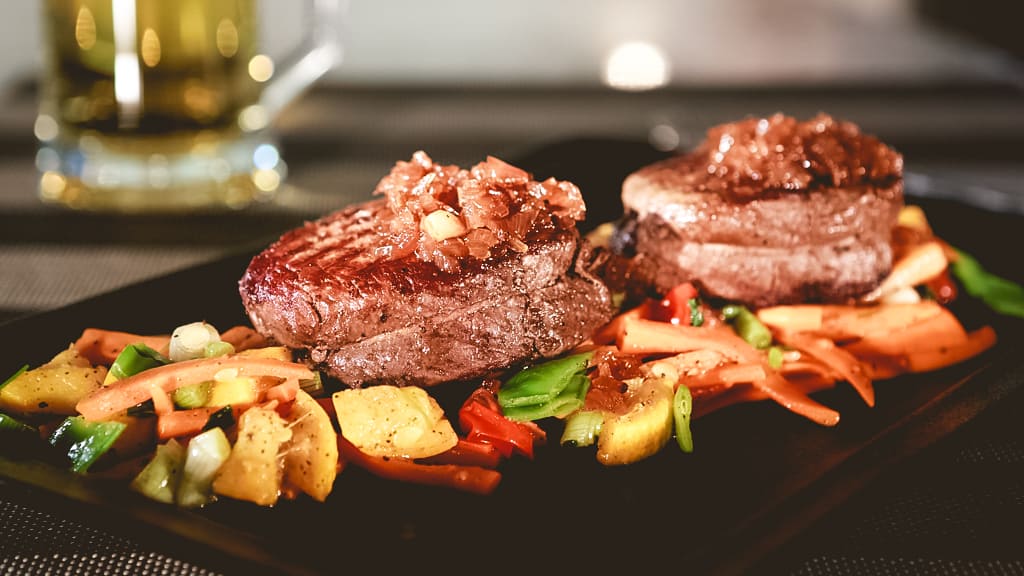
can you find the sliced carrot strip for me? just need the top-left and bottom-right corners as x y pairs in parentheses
(819, 301), (942, 342)
(842, 306), (967, 358)
(74, 328), (171, 366)
(156, 407), (221, 440)
(264, 377), (299, 404)
(618, 317), (753, 361)
(688, 363), (766, 389)
(904, 325), (997, 373)
(219, 326), (269, 352)
(76, 356), (314, 421)
(149, 382), (175, 415)
(591, 303), (648, 345)
(644, 349), (728, 380)
(756, 305), (824, 333)
(752, 372), (841, 427)
(776, 332), (875, 407)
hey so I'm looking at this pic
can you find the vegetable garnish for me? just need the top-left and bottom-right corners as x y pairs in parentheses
(47, 416), (127, 473)
(459, 387), (544, 459)
(673, 384), (694, 454)
(722, 305), (773, 350)
(0, 201), (1008, 507)
(951, 247), (1024, 319)
(107, 344), (170, 384)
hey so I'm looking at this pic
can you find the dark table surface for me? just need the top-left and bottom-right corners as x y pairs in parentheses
(1, 80), (1023, 575)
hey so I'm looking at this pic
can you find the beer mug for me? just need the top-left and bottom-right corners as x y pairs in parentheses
(35, 0), (342, 212)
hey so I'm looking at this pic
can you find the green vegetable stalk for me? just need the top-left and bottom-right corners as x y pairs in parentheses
(498, 351), (593, 409)
(131, 439), (186, 504)
(108, 344), (170, 382)
(48, 416), (127, 473)
(560, 410), (603, 447)
(722, 304), (773, 349)
(951, 248), (1024, 319)
(673, 384), (694, 453)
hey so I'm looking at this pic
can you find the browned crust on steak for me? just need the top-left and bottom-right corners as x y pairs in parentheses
(239, 198), (612, 387)
(618, 114), (905, 307)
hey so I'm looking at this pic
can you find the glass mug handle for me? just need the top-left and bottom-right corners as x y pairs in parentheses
(247, 0), (344, 129)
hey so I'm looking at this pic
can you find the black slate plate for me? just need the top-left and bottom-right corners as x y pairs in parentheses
(1, 138), (1022, 576)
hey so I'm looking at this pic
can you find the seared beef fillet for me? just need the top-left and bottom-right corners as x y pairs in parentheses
(618, 114), (904, 307)
(239, 155), (612, 387)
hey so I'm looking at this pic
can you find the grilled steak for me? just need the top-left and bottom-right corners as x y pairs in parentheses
(616, 113), (904, 307)
(239, 153), (613, 387)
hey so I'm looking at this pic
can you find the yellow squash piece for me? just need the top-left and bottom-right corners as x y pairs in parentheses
(282, 390), (339, 502)
(0, 346), (106, 416)
(207, 376), (260, 407)
(212, 405), (292, 506)
(597, 377), (674, 466)
(236, 346), (293, 362)
(332, 385), (457, 459)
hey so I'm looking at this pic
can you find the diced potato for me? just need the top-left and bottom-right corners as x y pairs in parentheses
(282, 390), (339, 502)
(212, 406), (292, 506)
(332, 385), (458, 459)
(0, 346), (107, 416)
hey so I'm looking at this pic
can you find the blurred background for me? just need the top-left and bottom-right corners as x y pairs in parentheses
(1, 0), (1021, 89)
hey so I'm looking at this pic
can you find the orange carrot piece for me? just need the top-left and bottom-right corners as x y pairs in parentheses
(688, 363), (766, 389)
(752, 371), (841, 426)
(337, 436), (502, 495)
(617, 317), (840, 425)
(76, 356), (314, 421)
(776, 332), (875, 407)
(842, 306), (967, 358)
(149, 382), (175, 415)
(156, 407), (221, 440)
(692, 374), (839, 419)
(756, 305), (824, 333)
(74, 328), (172, 366)
(219, 326), (269, 352)
(777, 360), (834, 379)
(644, 349), (728, 380)
(618, 317), (754, 361)
(819, 301), (943, 342)
(904, 325), (997, 373)
(264, 377), (299, 404)
(591, 304), (648, 345)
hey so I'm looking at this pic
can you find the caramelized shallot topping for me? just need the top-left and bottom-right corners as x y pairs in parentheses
(373, 151), (586, 273)
(639, 113), (903, 202)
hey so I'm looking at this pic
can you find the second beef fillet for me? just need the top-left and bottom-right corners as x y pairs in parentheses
(615, 113), (905, 307)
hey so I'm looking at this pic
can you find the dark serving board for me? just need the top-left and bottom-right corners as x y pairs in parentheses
(1, 138), (1022, 576)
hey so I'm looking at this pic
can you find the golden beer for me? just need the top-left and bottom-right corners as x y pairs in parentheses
(37, 0), (283, 211)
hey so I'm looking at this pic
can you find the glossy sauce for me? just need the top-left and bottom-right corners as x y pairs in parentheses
(638, 113), (903, 202)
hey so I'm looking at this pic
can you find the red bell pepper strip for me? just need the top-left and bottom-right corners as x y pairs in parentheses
(337, 436), (501, 495)
(650, 282), (699, 326)
(418, 438), (503, 469)
(458, 388), (543, 459)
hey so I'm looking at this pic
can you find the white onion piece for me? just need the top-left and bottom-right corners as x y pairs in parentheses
(169, 321), (221, 362)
